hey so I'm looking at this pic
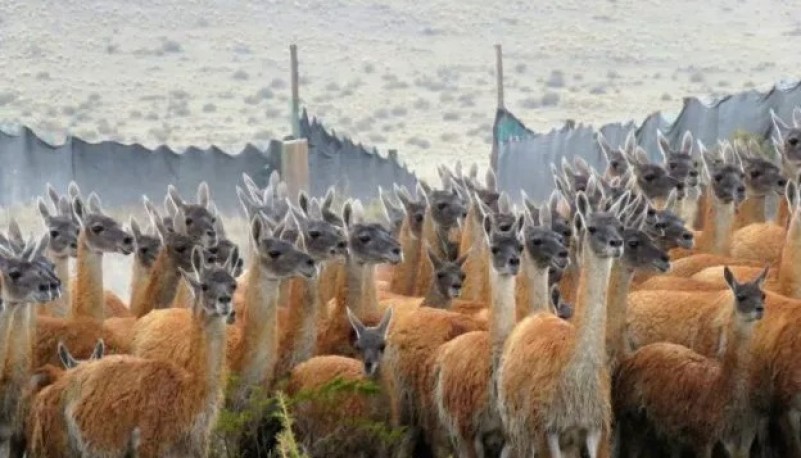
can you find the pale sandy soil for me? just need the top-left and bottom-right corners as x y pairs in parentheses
(0, 0), (799, 298)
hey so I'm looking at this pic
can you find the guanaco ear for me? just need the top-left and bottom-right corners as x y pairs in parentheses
(574, 191), (591, 227)
(754, 265), (770, 288)
(497, 192), (512, 214)
(30, 232), (50, 262)
(87, 192), (104, 215)
(71, 196), (86, 228)
(190, 245), (206, 273)
(57, 196), (73, 218)
(167, 185), (186, 209)
(538, 203), (552, 228)
(656, 129), (671, 163)
(426, 245), (443, 270)
(57, 342), (79, 369)
(375, 306), (393, 339)
(486, 168), (497, 192)
(37, 197), (52, 221)
(196, 182), (211, 209)
(130, 216), (143, 241)
(664, 188), (678, 213)
(90, 339), (105, 360)
(346, 306), (366, 340)
(785, 181), (798, 210)
(46, 183), (60, 209)
(772, 109), (791, 142)
(455, 249), (470, 267)
(298, 191), (310, 215)
(723, 266), (736, 291)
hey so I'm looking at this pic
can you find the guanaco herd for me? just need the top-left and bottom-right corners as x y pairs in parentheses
(0, 108), (799, 458)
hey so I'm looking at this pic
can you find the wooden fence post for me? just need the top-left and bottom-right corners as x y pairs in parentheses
(281, 138), (309, 200)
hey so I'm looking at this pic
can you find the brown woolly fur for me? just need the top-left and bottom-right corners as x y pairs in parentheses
(70, 231), (107, 322)
(663, 253), (764, 278)
(42, 259), (234, 457)
(286, 355), (393, 458)
(730, 222), (786, 263)
(104, 290), (132, 318)
(497, 193), (622, 457)
(458, 200), (489, 302)
(389, 215), (420, 296)
(414, 205), (443, 297)
(384, 306), (484, 454)
(632, 275), (725, 292)
(615, 267), (767, 457)
(34, 316), (130, 368)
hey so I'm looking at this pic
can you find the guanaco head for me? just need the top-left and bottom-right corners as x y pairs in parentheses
(658, 130), (700, 188)
(343, 200), (402, 265)
(58, 339), (105, 370)
(644, 201), (694, 250)
(522, 203), (570, 271)
(620, 204), (671, 273)
(0, 224), (63, 300)
(554, 156), (592, 195)
(723, 265), (768, 323)
(293, 196), (348, 262)
(483, 212), (524, 276)
(462, 168), (501, 213)
(735, 146), (786, 197)
(240, 171), (292, 225)
(0, 233), (59, 305)
(250, 214), (317, 280)
(700, 142), (746, 205)
(202, 206), (244, 277)
(166, 182), (219, 248)
(38, 190), (80, 259)
(72, 192), (134, 256)
(419, 178), (468, 231)
(550, 285), (574, 320)
(623, 145), (683, 202)
(772, 108), (801, 169)
(146, 198), (206, 271)
(426, 246), (468, 301)
(346, 306), (393, 377)
(394, 183), (427, 238)
(597, 131), (630, 179)
(574, 191), (625, 259)
(524, 189), (574, 249)
(180, 245), (239, 319)
(129, 217), (162, 270)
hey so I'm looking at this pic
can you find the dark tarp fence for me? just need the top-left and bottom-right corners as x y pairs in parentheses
(496, 81), (801, 202)
(0, 110), (417, 212)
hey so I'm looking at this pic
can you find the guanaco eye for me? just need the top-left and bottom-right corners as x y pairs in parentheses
(437, 272), (446, 279)
(644, 174), (656, 182)
(627, 240), (640, 248)
(587, 226), (597, 235)
(185, 218), (193, 226)
(378, 343), (386, 352)
(736, 294), (746, 302)
(175, 245), (187, 254)
(437, 202), (447, 211)
(358, 235), (371, 244)
(91, 225), (104, 234)
(8, 270), (21, 281)
(267, 249), (281, 259)
(750, 170), (761, 178)
(669, 163), (677, 169)
(714, 174), (723, 182)
(308, 230), (321, 239)
(50, 230), (59, 238)
(789, 138), (799, 146)
(201, 283), (209, 292)
(490, 247), (499, 255)
(531, 239), (542, 246)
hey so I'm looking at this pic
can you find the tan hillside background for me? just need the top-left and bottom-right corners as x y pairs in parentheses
(0, 0), (798, 299)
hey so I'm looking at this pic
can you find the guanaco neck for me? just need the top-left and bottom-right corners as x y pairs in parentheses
(237, 257), (281, 388)
(5, 303), (35, 396)
(697, 189), (735, 255)
(489, 268), (516, 381)
(171, 280), (192, 308)
(128, 258), (152, 312)
(390, 219), (421, 296)
(334, 257), (367, 318)
(515, 254), (550, 322)
(0, 304), (14, 381)
(362, 263), (379, 314)
(605, 262), (635, 371)
(187, 308), (228, 413)
(566, 240), (614, 376)
(778, 210), (801, 298)
(317, 260), (342, 324)
(681, 186), (701, 229)
(735, 193), (767, 229)
(415, 207), (450, 296)
(47, 252), (71, 317)
(71, 231), (105, 322)
(287, 272), (321, 368)
(717, 312), (756, 409)
(777, 197), (791, 227)
(131, 250), (180, 318)
(459, 204), (487, 302)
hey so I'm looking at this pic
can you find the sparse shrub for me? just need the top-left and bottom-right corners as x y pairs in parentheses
(514, 63), (527, 74)
(161, 39), (182, 53)
(170, 89), (190, 100)
(661, 93), (672, 101)
(265, 108), (282, 119)
(362, 62), (375, 74)
(325, 82), (340, 92)
(233, 70), (250, 81)
(690, 71), (705, 83)
(271, 78), (287, 89)
(607, 70), (620, 79)
(391, 106), (407, 117)
(374, 109), (389, 120)
(244, 95), (260, 105)
(369, 134), (387, 143)
(718, 80), (730, 87)
(520, 97), (540, 109)
(145, 112), (159, 121)
(35, 71), (50, 80)
(541, 91), (560, 106)
(203, 103), (217, 113)
(440, 132), (458, 142)
(546, 70), (565, 88)
(442, 112), (460, 121)
(412, 98), (431, 111)
(258, 87), (274, 100)
(457, 94), (475, 108)
(407, 137), (431, 149)
(61, 105), (76, 116)
(255, 129), (273, 140)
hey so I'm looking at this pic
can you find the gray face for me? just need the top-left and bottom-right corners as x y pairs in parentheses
(524, 225), (569, 270)
(645, 207), (694, 250)
(45, 215), (79, 259)
(168, 184), (218, 248)
(483, 215), (524, 276)
(724, 267), (767, 322)
(428, 250), (467, 300)
(210, 239), (244, 277)
(632, 163), (683, 201)
(182, 248), (239, 319)
(427, 188), (468, 231)
(397, 191), (427, 238)
(782, 127), (801, 165)
(666, 153), (701, 188)
(348, 308), (392, 378)
(743, 158), (786, 196)
(576, 193), (624, 259)
(0, 255), (59, 305)
(134, 233), (162, 269)
(621, 228), (670, 273)
(709, 163), (746, 204)
(604, 149), (629, 179)
(251, 217), (317, 279)
(294, 214), (348, 262)
(347, 223), (402, 265)
(77, 212), (134, 256)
